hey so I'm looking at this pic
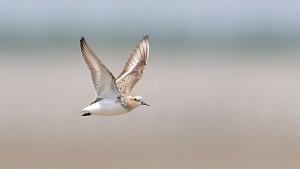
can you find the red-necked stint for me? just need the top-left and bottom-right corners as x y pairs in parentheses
(77, 35), (150, 116)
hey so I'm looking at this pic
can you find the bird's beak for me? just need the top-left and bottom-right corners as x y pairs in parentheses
(141, 101), (150, 106)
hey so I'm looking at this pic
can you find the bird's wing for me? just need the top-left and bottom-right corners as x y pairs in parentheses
(116, 35), (149, 95)
(80, 37), (120, 99)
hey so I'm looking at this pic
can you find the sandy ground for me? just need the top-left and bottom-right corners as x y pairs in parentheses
(0, 50), (300, 169)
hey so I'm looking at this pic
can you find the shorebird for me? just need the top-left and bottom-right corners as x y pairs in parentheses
(77, 35), (150, 116)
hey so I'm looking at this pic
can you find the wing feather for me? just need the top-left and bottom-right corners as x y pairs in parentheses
(116, 35), (150, 95)
(80, 37), (120, 99)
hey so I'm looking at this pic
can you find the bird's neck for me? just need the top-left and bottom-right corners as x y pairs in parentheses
(120, 95), (138, 111)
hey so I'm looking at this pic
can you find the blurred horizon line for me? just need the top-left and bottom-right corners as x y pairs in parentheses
(1, 28), (300, 53)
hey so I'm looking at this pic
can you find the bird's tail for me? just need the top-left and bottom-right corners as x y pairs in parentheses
(75, 109), (92, 116)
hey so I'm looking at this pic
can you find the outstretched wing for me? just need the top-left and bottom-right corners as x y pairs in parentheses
(116, 35), (149, 95)
(80, 37), (120, 99)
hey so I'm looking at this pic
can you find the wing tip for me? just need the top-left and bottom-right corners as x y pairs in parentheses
(80, 36), (87, 47)
(144, 35), (149, 41)
(143, 35), (150, 48)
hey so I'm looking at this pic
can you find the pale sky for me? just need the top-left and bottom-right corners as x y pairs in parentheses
(0, 0), (299, 33)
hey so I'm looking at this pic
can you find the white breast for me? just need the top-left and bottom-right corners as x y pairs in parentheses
(82, 99), (128, 116)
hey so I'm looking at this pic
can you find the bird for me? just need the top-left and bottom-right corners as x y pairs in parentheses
(77, 35), (150, 116)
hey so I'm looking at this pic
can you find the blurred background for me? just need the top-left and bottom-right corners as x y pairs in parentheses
(1, 0), (300, 168)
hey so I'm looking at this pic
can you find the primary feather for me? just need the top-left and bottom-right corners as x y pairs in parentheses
(80, 37), (120, 99)
(116, 35), (150, 95)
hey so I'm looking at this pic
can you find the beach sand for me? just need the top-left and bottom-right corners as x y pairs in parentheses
(0, 50), (300, 169)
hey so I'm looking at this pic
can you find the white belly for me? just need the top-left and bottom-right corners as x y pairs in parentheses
(82, 99), (127, 116)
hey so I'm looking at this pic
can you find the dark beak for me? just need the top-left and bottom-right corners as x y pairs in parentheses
(141, 101), (150, 106)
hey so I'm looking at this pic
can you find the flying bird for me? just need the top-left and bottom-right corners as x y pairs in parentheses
(77, 35), (150, 116)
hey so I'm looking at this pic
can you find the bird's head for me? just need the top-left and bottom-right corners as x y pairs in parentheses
(132, 96), (150, 107)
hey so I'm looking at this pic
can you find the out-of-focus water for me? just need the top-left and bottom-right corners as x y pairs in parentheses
(1, 48), (300, 169)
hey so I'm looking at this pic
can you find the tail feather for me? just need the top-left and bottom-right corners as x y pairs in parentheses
(76, 109), (92, 116)
(81, 113), (91, 116)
